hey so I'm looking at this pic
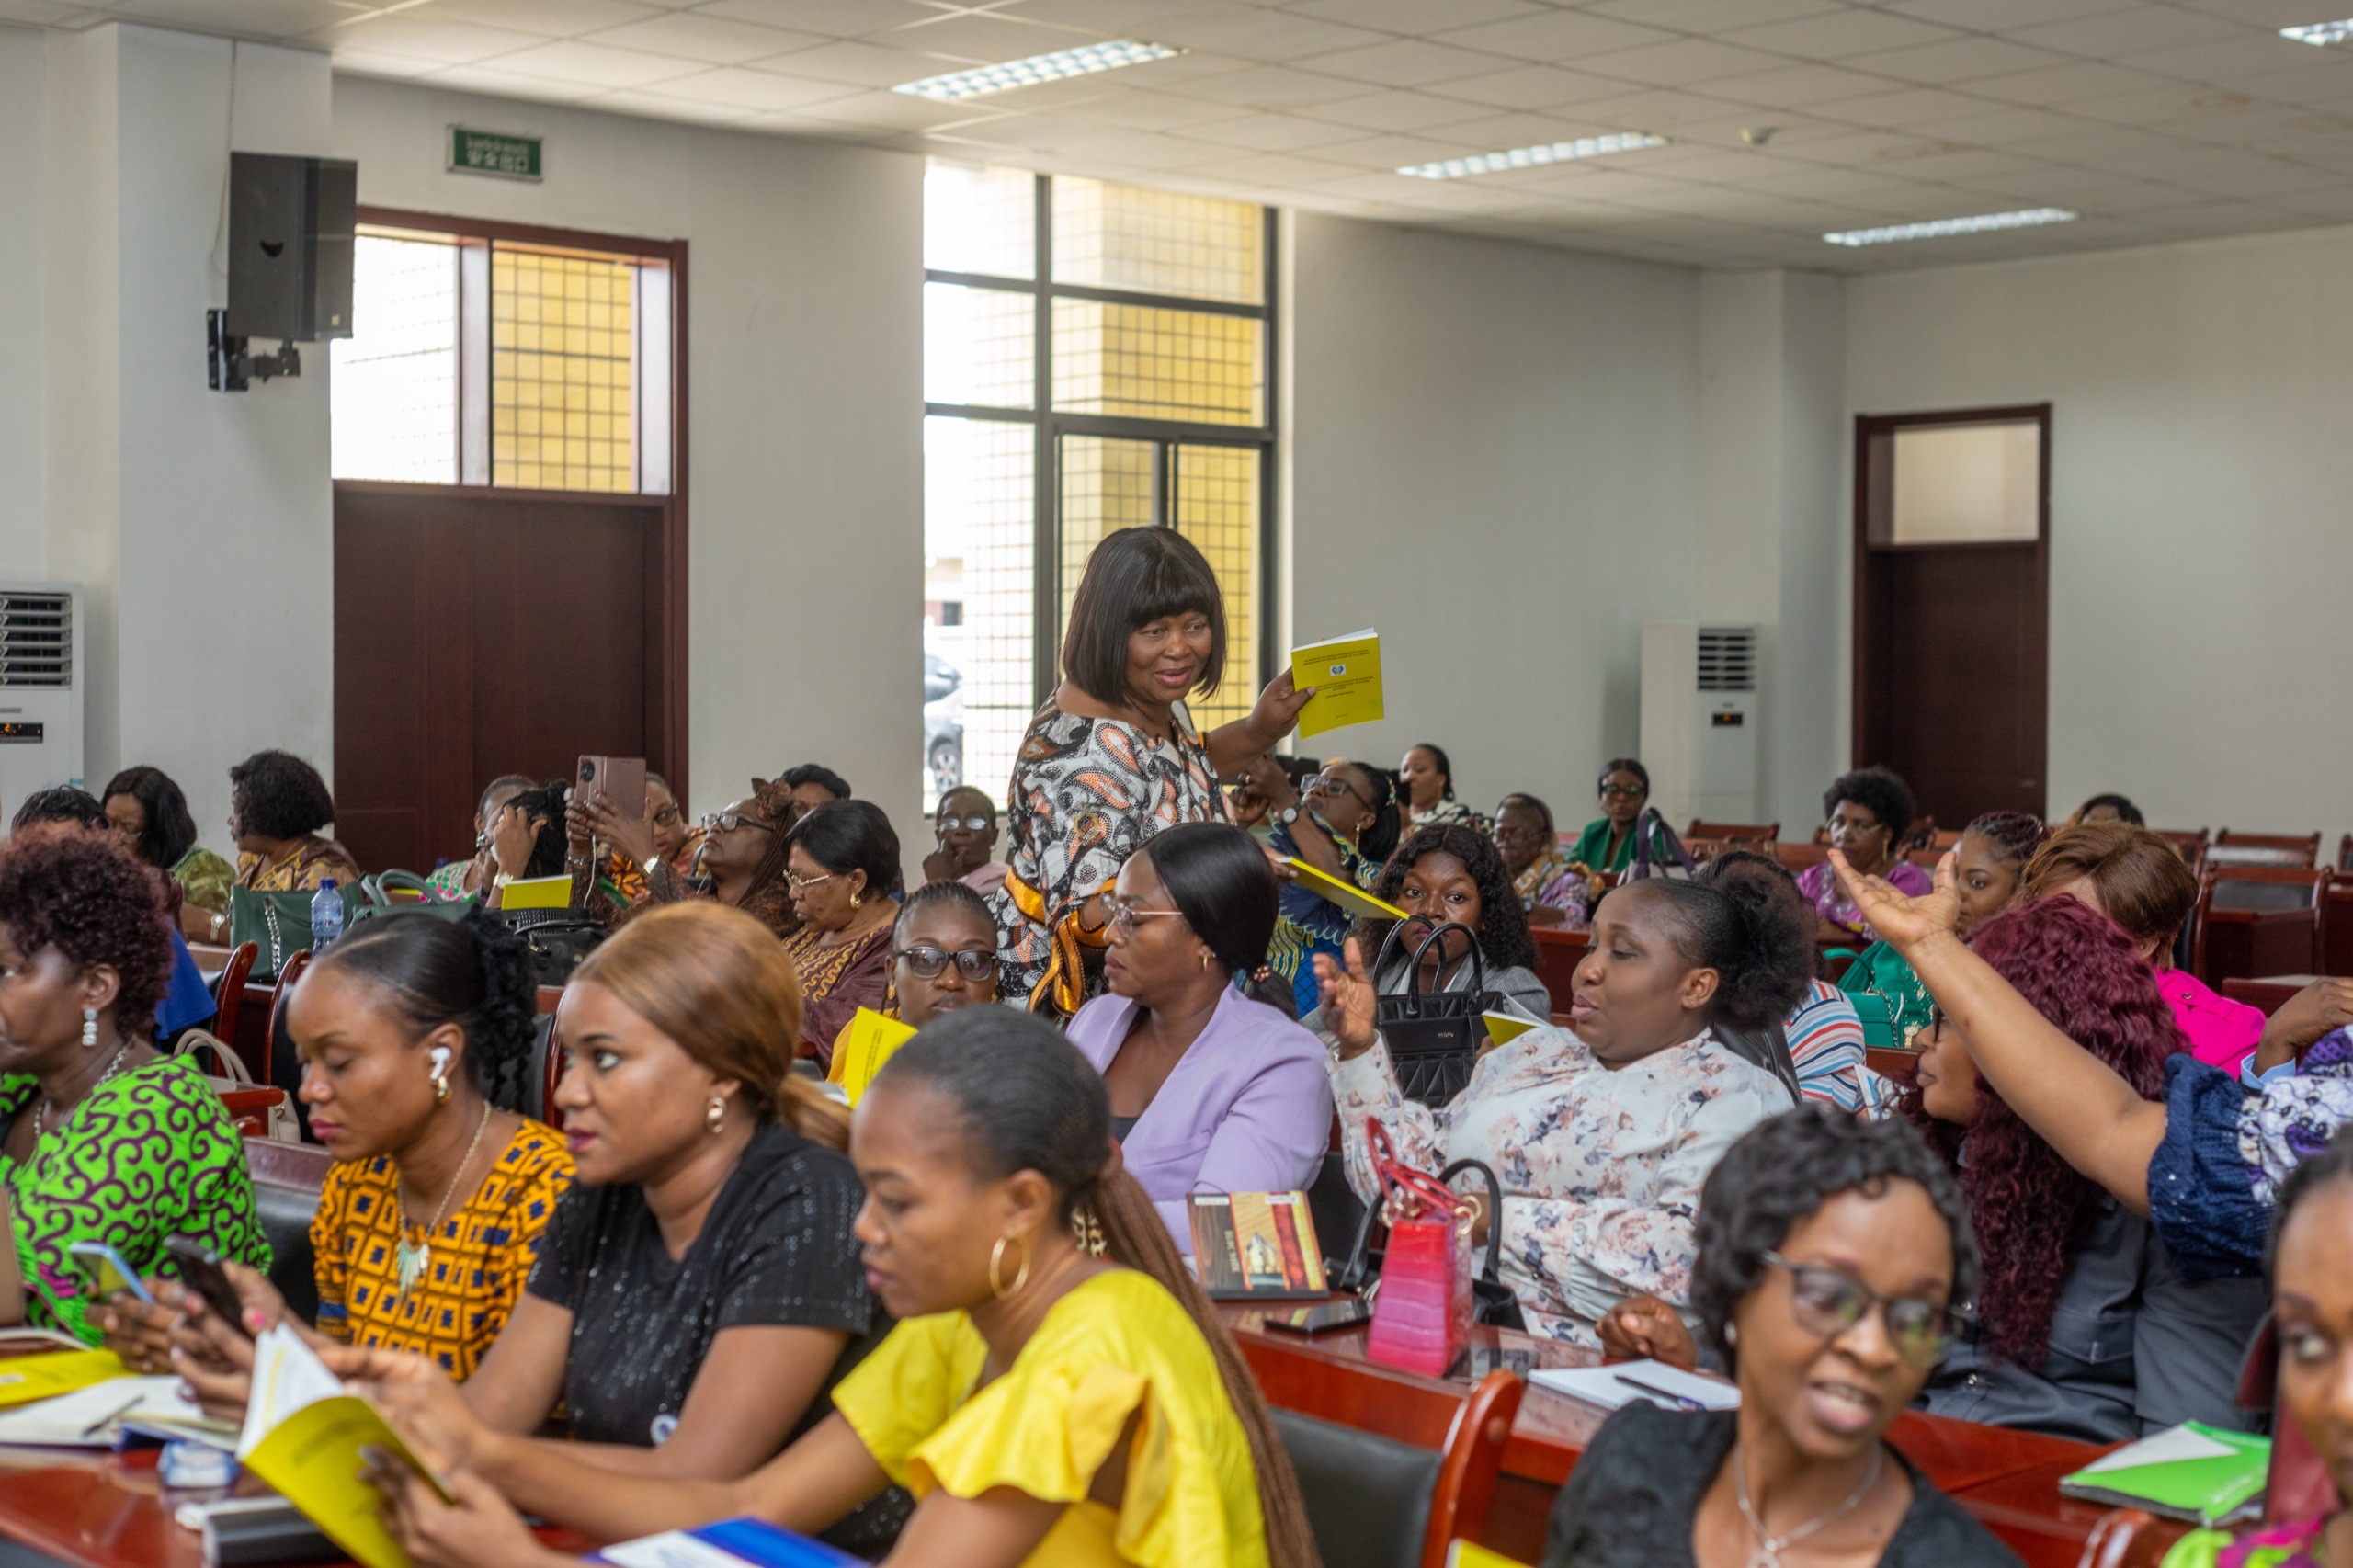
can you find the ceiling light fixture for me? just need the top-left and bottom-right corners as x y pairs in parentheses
(1396, 131), (1668, 180)
(892, 40), (1182, 102)
(1823, 207), (2079, 246)
(2281, 17), (2353, 43)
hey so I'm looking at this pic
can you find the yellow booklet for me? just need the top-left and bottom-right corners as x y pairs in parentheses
(0, 1348), (129, 1408)
(1448, 1544), (1531, 1568)
(498, 873), (574, 911)
(1483, 1010), (1543, 1047)
(1289, 628), (1382, 739)
(239, 1326), (453, 1568)
(827, 1008), (917, 1106)
(1285, 858), (1409, 925)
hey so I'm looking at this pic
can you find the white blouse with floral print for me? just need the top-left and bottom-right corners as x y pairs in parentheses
(1328, 1026), (1792, 1346)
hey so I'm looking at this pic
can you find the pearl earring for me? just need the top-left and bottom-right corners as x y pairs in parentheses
(707, 1094), (726, 1134)
(81, 1008), (97, 1050)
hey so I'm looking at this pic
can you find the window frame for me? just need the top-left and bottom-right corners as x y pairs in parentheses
(921, 174), (1279, 708)
(341, 206), (690, 796)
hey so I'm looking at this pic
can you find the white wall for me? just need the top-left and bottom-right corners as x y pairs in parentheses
(1289, 213), (1703, 824)
(333, 78), (925, 844)
(0, 28), (43, 579)
(1847, 224), (2353, 844)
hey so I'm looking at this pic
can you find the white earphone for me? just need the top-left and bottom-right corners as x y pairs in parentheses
(428, 1045), (452, 1081)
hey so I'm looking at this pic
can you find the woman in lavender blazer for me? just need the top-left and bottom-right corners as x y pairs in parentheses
(1067, 823), (1335, 1256)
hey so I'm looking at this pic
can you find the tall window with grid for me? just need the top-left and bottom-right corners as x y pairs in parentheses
(922, 163), (1274, 812)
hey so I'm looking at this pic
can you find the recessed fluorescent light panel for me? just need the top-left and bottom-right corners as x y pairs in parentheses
(1396, 132), (1667, 180)
(1823, 207), (2079, 247)
(893, 40), (1182, 102)
(2281, 17), (2353, 43)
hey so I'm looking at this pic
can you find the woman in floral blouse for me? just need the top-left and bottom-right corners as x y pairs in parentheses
(1314, 875), (1809, 1345)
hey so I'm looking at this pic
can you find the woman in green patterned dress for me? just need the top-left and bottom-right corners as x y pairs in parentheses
(0, 826), (267, 1341)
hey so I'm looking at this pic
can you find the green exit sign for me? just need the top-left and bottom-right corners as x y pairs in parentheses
(449, 127), (542, 182)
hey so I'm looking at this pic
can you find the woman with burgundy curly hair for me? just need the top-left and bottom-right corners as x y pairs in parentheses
(1906, 893), (2183, 1441)
(0, 827), (267, 1341)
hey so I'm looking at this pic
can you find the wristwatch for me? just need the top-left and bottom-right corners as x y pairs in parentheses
(1273, 804), (1302, 826)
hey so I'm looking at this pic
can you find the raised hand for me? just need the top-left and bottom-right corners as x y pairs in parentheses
(2256, 976), (2353, 1073)
(328, 1345), (488, 1474)
(1247, 667), (1316, 746)
(1828, 847), (1961, 955)
(1312, 937), (1380, 1060)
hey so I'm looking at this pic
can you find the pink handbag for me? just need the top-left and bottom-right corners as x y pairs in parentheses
(1363, 1120), (1474, 1378)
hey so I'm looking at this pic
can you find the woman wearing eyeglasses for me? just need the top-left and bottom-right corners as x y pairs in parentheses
(1550, 1108), (2017, 1568)
(1258, 757), (1402, 1017)
(780, 801), (903, 1071)
(1066, 823), (1331, 1256)
(1564, 759), (1677, 877)
(888, 881), (1001, 1026)
(1495, 793), (1598, 930)
(918, 786), (1006, 897)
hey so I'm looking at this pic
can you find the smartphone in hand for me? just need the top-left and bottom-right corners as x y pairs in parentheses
(164, 1235), (251, 1337)
(67, 1239), (154, 1306)
(577, 756), (647, 825)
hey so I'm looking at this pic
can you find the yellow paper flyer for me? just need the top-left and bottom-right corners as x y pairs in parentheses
(1285, 859), (1409, 924)
(0, 1348), (127, 1408)
(828, 1007), (917, 1105)
(1289, 628), (1382, 739)
(1483, 1011), (1542, 1048)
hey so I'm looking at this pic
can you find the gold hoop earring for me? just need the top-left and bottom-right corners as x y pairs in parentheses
(988, 1233), (1031, 1299)
(707, 1094), (726, 1134)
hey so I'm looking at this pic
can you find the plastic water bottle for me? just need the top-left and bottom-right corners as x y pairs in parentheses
(311, 879), (344, 955)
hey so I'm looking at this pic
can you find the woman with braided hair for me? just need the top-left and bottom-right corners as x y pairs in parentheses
(1840, 811), (2045, 1047)
(358, 1004), (1317, 1568)
(100, 906), (570, 1381)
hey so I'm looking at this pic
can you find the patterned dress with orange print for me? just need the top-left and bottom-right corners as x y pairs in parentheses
(990, 700), (1229, 1016)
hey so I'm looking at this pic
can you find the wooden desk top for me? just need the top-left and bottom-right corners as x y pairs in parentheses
(0, 1445), (331, 1568)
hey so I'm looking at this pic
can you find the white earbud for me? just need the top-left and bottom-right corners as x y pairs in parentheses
(428, 1046), (452, 1081)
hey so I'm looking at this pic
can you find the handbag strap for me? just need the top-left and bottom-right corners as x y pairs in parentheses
(1437, 1157), (1506, 1286)
(262, 898), (286, 974)
(172, 1029), (253, 1085)
(1365, 1120), (1466, 1226)
(1373, 920), (1487, 1014)
(1628, 808), (1698, 881)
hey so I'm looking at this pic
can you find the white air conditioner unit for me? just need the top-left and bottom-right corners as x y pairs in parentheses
(1640, 623), (1760, 829)
(0, 585), (85, 813)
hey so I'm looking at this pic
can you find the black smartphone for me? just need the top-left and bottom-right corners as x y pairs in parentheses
(1260, 1299), (1373, 1337)
(165, 1235), (250, 1337)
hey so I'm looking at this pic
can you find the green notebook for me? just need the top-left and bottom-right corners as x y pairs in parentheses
(2059, 1422), (2271, 1525)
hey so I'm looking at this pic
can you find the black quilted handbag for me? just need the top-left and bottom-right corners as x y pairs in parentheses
(1372, 920), (1498, 1108)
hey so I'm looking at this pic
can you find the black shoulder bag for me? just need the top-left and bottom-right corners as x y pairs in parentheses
(1372, 919), (1497, 1108)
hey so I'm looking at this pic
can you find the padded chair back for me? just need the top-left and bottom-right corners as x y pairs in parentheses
(1275, 1409), (1439, 1568)
(1304, 1152), (1365, 1277)
(533, 1013), (567, 1126)
(2211, 830), (2322, 869)
(210, 942), (259, 1067)
(244, 1140), (331, 1328)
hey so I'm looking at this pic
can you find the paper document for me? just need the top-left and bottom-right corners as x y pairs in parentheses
(1284, 859), (1409, 924)
(0, 1374), (207, 1446)
(598, 1517), (864, 1568)
(0, 1348), (129, 1409)
(238, 1326), (454, 1568)
(826, 1009), (917, 1106)
(1530, 1358), (1741, 1413)
(1483, 1011), (1542, 1048)
(1289, 629), (1382, 739)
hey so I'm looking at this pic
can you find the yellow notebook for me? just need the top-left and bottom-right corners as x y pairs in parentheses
(0, 1348), (129, 1408)
(827, 1008), (917, 1106)
(1290, 629), (1382, 739)
(1285, 858), (1409, 924)
(238, 1326), (453, 1568)
(498, 874), (574, 911)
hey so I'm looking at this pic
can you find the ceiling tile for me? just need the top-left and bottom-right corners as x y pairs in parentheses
(1146, 6), (1389, 63)
(754, 38), (953, 86)
(1174, 62), (1375, 109)
(1065, 86), (1253, 129)
(1291, 37), (1514, 88)
(2007, 6), (2247, 58)
(789, 86), (1008, 129)
(1286, 0), (1541, 33)
(2230, 61), (2353, 107)
(104, 0), (347, 38)
(1811, 85), (1991, 128)
(415, 62), (608, 100)
(2005, 123), (2189, 162)
(1881, 0), (2146, 28)
(989, 0), (1185, 32)
(1720, 8), (1961, 62)
(1427, 9), (1677, 63)
(1702, 62), (1906, 109)
(320, 14), (551, 64)
(1425, 109), (1638, 151)
(2169, 0), (2353, 23)
(2116, 33), (2325, 82)
(1840, 37), (2076, 85)
(692, 0), (942, 39)
(1176, 111), (1364, 151)
(1584, 0), (1843, 30)
(1964, 60), (2178, 104)
(1574, 37), (1791, 87)
(0, 0), (95, 23)
(1179, 149), (1361, 185)
(2266, 182), (2353, 218)
(1904, 105), (2098, 145)
(580, 11), (822, 62)
(1301, 89), (1484, 132)
(1427, 62), (1631, 111)
(881, 12), (1083, 63)
(419, 0), (659, 39)
(488, 39), (712, 87)
(326, 47), (442, 78)
(595, 87), (759, 123)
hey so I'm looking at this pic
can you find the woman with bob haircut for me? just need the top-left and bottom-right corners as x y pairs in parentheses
(995, 528), (1313, 1017)
(1550, 1108), (2018, 1568)
(101, 765), (235, 938)
(1065, 823), (1331, 1254)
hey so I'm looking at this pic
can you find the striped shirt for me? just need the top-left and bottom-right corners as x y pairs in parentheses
(1788, 979), (1866, 1113)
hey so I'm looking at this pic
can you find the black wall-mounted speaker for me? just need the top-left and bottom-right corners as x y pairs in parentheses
(227, 151), (357, 343)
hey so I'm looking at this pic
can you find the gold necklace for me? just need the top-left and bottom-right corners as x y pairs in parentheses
(395, 1105), (492, 1295)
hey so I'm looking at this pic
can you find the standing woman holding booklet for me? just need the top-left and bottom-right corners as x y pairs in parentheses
(993, 528), (1313, 1018)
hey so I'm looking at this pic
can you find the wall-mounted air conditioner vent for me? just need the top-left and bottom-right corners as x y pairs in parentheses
(0, 593), (73, 688)
(1696, 626), (1756, 693)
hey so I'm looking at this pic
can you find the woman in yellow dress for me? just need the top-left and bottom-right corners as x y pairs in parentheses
(348, 1004), (1318, 1568)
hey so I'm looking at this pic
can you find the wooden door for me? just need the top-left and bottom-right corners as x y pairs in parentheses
(1852, 406), (2051, 829)
(334, 483), (675, 875)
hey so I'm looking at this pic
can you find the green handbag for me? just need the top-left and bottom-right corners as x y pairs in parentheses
(347, 869), (472, 927)
(228, 884), (363, 979)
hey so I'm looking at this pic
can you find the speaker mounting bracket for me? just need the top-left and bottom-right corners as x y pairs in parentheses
(207, 310), (301, 392)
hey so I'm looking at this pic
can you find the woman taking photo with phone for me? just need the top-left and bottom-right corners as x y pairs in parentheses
(995, 528), (1313, 1017)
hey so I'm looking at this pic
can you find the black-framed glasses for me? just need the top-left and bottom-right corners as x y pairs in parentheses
(896, 946), (996, 982)
(936, 815), (992, 834)
(1762, 1251), (1965, 1368)
(650, 804), (684, 827)
(1308, 770), (1370, 809)
(1599, 782), (1646, 799)
(702, 811), (774, 835)
(1103, 894), (1185, 939)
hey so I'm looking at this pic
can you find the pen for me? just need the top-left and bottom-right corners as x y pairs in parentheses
(80, 1396), (142, 1438)
(1612, 1371), (1707, 1412)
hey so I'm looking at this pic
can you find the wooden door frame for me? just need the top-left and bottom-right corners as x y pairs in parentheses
(1850, 403), (2052, 799)
(347, 205), (689, 801)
